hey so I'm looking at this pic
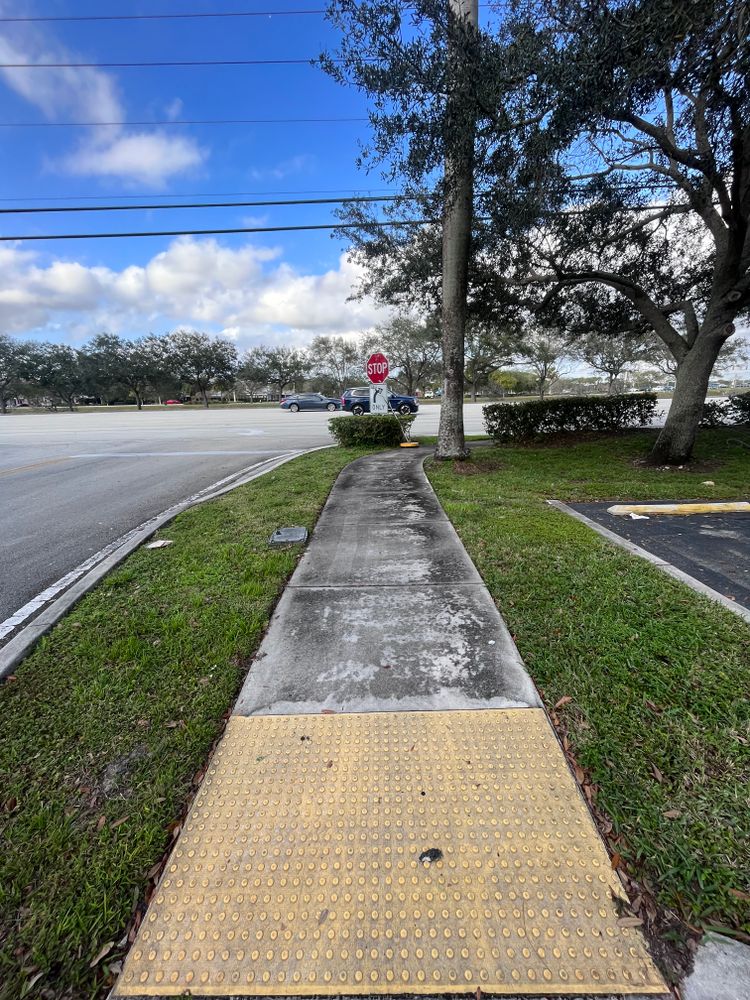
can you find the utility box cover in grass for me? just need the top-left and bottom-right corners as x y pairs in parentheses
(269, 526), (308, 547)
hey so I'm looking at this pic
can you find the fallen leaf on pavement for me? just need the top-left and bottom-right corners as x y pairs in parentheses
(325, 760), (333, 768)
(554, 695), (573, 709)
(611, 852), (623, 870)
(321, 709), (336, 715)
(617, 916), (643, 928)
(89, 941), (114, 968)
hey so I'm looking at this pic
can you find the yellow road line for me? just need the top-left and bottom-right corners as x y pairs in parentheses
(0, 456), (72, 478)
(115, 710), (666, 997)
(608, 501), (750, 516)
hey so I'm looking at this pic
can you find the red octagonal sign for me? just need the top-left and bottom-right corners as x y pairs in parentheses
(366, 352), (389, 384)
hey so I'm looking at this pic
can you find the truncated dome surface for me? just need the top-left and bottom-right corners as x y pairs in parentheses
(115, 710), (666, 996)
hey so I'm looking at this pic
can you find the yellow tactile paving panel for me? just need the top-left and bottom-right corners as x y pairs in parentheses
(115, 710), (667, 996)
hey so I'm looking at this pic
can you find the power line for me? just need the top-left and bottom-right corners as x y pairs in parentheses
(0, 220), (436, 242)
(0, 117), (367, 129)
(0, 8), (327, 22)
(0, 187), (396, 203)
(0, 204), (685, 241)
(0, 195), (403, 215)
(0, 58), (340, 68)
(0, 3), (498, 23)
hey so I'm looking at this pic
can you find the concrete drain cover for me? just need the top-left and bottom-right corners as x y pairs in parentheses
(269, 526), (308, 547)
(114, 710), (666, 996)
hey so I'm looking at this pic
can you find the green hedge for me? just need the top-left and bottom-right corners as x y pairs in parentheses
(700, 392), (750, 427)
(483, 393), (657, 442)
(328, 414), (415, 446)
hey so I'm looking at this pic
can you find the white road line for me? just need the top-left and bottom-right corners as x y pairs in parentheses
(0, 454), (292, 643)
(71, 450), (285, 457)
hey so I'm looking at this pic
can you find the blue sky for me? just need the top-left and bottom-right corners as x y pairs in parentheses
(0, 0), (397, 350)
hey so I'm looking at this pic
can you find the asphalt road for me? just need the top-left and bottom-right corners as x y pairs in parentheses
(571, 501), (750, 611)
(0, 404), (489, 624)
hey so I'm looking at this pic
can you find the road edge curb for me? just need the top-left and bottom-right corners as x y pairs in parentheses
(0, 446), (332, 680)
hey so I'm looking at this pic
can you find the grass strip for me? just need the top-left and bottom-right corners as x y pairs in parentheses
(0, 445), (369, 1000)
(427, 429), (750, 944)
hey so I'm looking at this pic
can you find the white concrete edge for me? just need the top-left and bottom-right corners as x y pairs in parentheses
(547, 499), (750, 625)
(0, 446), (333, 680)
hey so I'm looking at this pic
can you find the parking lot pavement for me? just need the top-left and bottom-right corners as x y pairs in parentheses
(569, 502), (750, 611)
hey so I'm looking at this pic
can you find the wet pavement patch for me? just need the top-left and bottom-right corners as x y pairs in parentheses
(570, 502), (750, 611)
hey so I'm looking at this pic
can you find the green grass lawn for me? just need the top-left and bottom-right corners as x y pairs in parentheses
(427, 429), (750, 956)
(0, 446), (368, 1000)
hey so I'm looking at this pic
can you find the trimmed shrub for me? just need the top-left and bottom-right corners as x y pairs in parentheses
(700, 392), (750, 427)
(328, 413), (415, 447)
(700, 399), (734, 427)
(483, 392), (657, 442)
(728, 391), (750, 424)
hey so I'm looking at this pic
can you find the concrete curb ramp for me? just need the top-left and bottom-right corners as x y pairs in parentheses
(113, 449), (668, 999)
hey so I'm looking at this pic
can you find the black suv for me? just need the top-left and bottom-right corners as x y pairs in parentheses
(340, 387), (419, 415)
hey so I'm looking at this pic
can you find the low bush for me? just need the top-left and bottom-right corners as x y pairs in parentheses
(329, 413), (415, 446)
(728, 391), (750, 424)
(483, 392), (657, 442)
(700, 392), (750, 427)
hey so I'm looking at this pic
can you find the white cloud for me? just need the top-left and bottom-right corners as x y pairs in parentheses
(0, 23), (206, 185)
(62, 131), (206, 185)
(0, 238), (390, 350)
(0, 34), (120, 123)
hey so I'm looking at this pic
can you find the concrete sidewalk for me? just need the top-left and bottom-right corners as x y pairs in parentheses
(235, 449), (539, 716)
(114, 448), (667, 1000)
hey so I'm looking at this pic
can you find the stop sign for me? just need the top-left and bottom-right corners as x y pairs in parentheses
(366, 352), (389, 384)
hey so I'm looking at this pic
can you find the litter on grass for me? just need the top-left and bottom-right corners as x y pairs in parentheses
(146, 540), (173, 549)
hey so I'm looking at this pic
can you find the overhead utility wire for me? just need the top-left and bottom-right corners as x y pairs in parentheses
(0, 8), (328, 21)
(0, 195), (402, 215)
(0, 187), (395, 203)
(0, 58), (344, 68)
(0, 204), (685, 242)
(0, 220), (437, 242)
(0, 188), (672, 214)
(0, 117), (367, 128)
(0, 5), (495, 22)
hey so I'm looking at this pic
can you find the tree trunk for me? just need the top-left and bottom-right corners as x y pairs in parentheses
(471, 376), (477, 403)
(135, 390), (143, 411)
(0, 395), (7, 415)
(201, 387), (210, 408)
(649, 333), (724, 464)
(436, 0), (477, 461)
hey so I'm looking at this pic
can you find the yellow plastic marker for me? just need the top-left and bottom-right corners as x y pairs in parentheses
(115, 710), (667, 997)
(608, 501), (750, 516)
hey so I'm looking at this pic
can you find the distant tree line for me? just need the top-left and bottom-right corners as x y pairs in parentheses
(2, 315), (746, 414)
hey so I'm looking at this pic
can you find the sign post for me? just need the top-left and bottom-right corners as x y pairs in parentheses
(366, 352), (389, 414)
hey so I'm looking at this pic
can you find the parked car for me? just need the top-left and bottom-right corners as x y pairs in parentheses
(280, 392), (342, 412)
(341, 387), (419, 415)
(164, 399), (183, 405)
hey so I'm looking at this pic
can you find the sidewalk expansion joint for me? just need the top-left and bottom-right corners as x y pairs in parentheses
(114, 710), (667, 998)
